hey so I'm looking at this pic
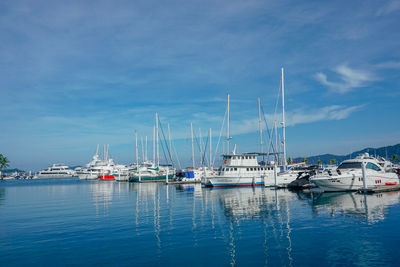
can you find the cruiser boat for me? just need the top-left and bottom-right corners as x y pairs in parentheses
(310, 153), (399, 192)
(34, 164), (76, 178)
(206, 153), (275, 187)
(129, 161), (174, 182)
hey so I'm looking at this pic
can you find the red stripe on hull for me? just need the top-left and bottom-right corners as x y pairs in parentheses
(99, 175), (115, 180)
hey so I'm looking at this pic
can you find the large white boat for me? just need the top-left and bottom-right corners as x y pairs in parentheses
(310, 153), (399, 192)
(207, 153), (275, 187)
(78, 145), (126, 180)
(34, 164), (76, 178)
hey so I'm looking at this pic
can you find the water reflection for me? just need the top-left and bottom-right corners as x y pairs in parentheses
(1, 179), (400, 266)
(208, 188), (296, 267)
(311, 191), (400, 223)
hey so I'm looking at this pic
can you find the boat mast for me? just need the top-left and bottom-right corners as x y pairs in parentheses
(281, 67), (287, 169)
(227, 93), (230, 154)
(153, 126), (155, 164)
(274, 121), (278, 164)
(96, 144), (99, 157)
(156, 112), (159, 167)
(258, 97), (263, 155)
(141, 137), (144, 164)
(191, 122), (195, 168)
(135, 131), (139, 169)
(209, 128), (212, 169)
(107, 144), (109, 160)
(199, 128), (203, 166)
(103, 144), (106, 161)
(145, 136), (148, 161)
(168, 123), (172, 165)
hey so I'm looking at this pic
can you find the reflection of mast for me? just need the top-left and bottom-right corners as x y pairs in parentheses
(228, 219), (236, 267)
(285, 194), (293, 267)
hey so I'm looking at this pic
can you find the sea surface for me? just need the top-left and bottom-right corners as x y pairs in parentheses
(1, 178), (400, 266)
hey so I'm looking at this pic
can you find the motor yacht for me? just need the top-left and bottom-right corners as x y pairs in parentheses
(310, 153), (399, 192)
(34, 164), (76, 178)
(206, 153), (275, 187)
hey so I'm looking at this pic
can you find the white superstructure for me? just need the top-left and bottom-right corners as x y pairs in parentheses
(310, 153), (399, 192)
(35, 164), (76, 178)
(207, 154), (275, 187)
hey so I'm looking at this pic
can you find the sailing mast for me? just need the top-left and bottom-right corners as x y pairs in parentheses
(168, 123), (172, 165)
(199, 128), (203, 166)
(191, 122), (195, 168)
(135, 131), (139, 168)
(145, 136), (148, 161)
(281, 67), (287, 169)
(209, 128), (212, 169)
(227, 93), (230, 154)
(156, 112), (159, 167)
(153, 126), (155, 165)
(258, 97), (263, 155)
(141, 137), (144, 164)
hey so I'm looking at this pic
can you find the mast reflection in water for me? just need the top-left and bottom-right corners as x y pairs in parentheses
(0, 179), (400, 266)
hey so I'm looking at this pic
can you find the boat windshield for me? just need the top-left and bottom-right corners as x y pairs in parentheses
(338, 162), (362, 169)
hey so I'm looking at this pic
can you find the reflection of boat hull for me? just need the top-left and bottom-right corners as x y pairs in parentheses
(208, 176), (265, 187)
(129, 174), (174, 182)
(312, 191), (400, 222)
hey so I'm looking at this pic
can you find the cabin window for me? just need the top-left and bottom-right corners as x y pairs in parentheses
(246, 168), (249, 171)
(338, 162), (362, 169)
(234, 168), (237, 171)
(366, 162), (381, 171)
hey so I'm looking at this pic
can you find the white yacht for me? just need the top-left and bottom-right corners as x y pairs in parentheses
(207, 153), (275, 187)
(310, 153), (399, 192)
(34, 164), (76, 178)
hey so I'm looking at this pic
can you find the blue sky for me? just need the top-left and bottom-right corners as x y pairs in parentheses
(1, 0), (399, 171)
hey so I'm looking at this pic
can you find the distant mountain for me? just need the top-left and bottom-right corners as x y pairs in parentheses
(293, 143), (400, 164)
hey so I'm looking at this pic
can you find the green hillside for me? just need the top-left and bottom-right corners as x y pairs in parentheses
(294, 143), (400, 164)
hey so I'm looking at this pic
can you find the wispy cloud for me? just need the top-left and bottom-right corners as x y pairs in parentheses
(376, 1), (400, 16)
(315, 65), (376, 94)
(375, 61), (400, 69)
(230, 104), (364, 135)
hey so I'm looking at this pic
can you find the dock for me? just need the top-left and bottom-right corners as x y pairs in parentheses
(357, 184), (400, 193)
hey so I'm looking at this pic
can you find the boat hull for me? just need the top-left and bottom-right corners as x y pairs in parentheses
(99, 175), (115, 180)
(129, 174), (174, 182)
(311, 173), (399, 192)
(34, 174), (76, 179)
(208, 176), (265, 187)
(78, 173), (99, 180)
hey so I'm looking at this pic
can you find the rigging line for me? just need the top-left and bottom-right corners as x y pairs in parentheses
(172, 140), (182, 169)
(212, 107), (227, 167)
(193, 131), (204, 167)
(261, 104), (276, 157)
(201, 134), (210, 167)
(158, 118), (173, 165)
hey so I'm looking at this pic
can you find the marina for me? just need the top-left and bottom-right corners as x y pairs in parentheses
(1, 1), (400, 265)
(1, 178), (400, 266)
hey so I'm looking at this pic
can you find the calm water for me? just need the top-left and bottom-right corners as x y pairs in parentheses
(1, 179), (400, 266)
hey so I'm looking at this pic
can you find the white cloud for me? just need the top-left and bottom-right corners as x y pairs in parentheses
(375, 61), (400, 69)
(376, 1), (400, 16)
(229, 104), (364, 135)
(315, 65), (376, 94)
